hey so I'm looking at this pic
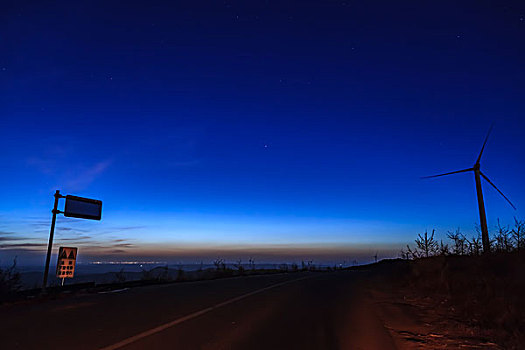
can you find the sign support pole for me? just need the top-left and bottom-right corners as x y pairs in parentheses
(43, 190), (62, 289)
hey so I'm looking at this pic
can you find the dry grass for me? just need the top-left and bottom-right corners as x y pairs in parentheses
(388, 253), (525, 349)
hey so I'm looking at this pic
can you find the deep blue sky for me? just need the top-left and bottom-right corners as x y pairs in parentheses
(1, 1), (524, 265)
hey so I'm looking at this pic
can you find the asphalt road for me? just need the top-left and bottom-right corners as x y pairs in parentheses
(0, 271), (396, 349)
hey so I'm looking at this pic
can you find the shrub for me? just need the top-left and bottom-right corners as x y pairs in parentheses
(213, 258), (225, 271)
(233, 259), (244, 274)
(511, 217), (524, 253)
(141, 268), (154, 280)
(466, 235), (482, 256)
(0, 258), (21, 299)
(415, 229), (438, 258)
(447, 228), (467, 255)
(159, 265), (170, 281)
(439, 240), (450, 256)
(493, 219), (512, 253)
(248, 258), (255, 270)
(114, 268), (126, 283)
(176, 266), (184, 281)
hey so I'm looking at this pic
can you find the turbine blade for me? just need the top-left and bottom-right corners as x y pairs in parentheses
(421, 168), (473, 179)
(476, 124), (494, 165)
(480, 171), (516, 210)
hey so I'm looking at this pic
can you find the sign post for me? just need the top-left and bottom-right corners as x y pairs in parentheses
(42, 190), (102, 289)
(43, 190), (63, 289)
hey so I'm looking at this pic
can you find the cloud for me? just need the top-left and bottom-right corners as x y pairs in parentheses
(111, 226), (146, 231)
(64, 159), (112, 191)
(56, 236), (93, 241)
(0, 230), (16, 236)
(56, 227), (89, 233)
(27, 149), (113, 191)
(0, 232), (34, 242)
(109, 249), (127, 254)
(29, 220), (51, 228)
(112, 243), (135, 248)
(0, 230), (46, 251)
(0, 236), (31, 242)
(0, 236), (23, 242)
(26, 157), (58, 175)
(0, 243), (47, 250)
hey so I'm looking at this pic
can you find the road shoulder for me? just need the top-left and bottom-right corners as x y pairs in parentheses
(366, 286), (502, 349)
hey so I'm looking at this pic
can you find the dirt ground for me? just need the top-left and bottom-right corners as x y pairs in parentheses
(366, 288), (502, 349)
(360, 255), (525, 349)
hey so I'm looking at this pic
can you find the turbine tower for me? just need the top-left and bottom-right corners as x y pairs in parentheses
(422, 126), (516, 253)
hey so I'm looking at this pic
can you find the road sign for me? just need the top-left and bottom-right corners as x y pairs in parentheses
(64, 195), (102, 220)
(43, 191), (103, 289)
(56, 247), (78, 279)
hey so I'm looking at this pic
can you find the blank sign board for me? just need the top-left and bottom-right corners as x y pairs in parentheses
(64, 195), (102, 220)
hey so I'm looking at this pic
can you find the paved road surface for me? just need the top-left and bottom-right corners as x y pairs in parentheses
(0, 271), (396, 349)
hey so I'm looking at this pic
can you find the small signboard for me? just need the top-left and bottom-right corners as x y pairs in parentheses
(64, 195), (102, 220)
(56, 247), (78, 278)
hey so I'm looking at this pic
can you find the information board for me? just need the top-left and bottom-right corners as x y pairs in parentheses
(56, 247), (78, 278)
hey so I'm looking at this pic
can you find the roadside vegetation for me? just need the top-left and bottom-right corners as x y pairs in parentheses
(395, 217), (525, 349)
(400, 218), (524, 259)
(0, 258), (22, 301)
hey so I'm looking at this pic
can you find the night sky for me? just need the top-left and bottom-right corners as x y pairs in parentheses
(1, 1), (524, 265)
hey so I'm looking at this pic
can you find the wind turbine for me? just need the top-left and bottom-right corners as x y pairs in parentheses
(422, 126), (516, 253)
